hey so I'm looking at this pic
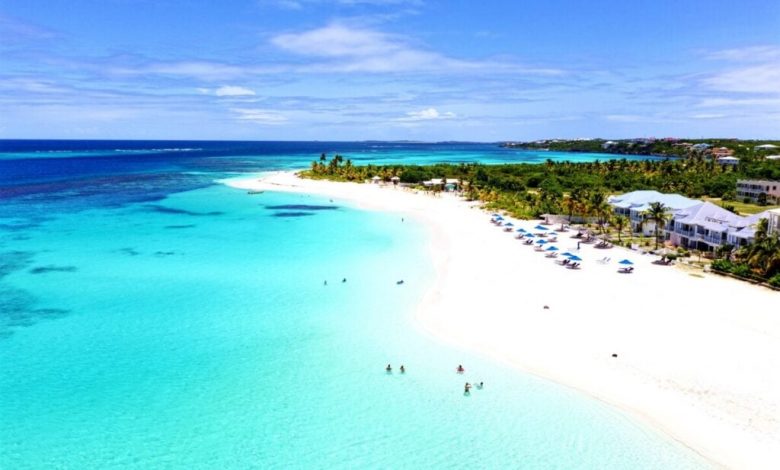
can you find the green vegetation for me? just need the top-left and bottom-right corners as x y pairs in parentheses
(710, 219), (780, 285)
(304, 153), (780, 220)
(503, 138), (780, 160)
(701, 197), (780, 215)
(303, 151), (780, 287)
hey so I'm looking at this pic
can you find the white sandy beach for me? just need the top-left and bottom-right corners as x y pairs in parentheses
(226, 171), (780, 470)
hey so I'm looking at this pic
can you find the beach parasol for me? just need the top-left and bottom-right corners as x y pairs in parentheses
(568, 255), (582, 262)
(505, 222), (514, 227)
(561, 252), (574, 257)
(534, 225), (548, 230)
(536, 239), (547, 244)
(619, 259), (634, 265)
(516, 228), (526, 232)
(546, 246), (559, 251)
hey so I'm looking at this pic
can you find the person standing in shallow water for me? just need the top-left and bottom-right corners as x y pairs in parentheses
(385, 364), (392, 373)
(400, 365), (405, 373)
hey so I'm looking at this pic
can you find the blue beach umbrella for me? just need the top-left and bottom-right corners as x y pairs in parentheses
(561, 252), (574, 257)
(619, 259), (634, 265)
(568, 255), (582, 262)
(536, 239), (547, 244)
(546, 246), (559, 251)
(525, 233), (535, 238)
(534, 225), (548, 230)
(516, 228), (526, 232)
(492, 213), (501, 217)
(505, 222), (514, 227)
(548, 232), (558, 236)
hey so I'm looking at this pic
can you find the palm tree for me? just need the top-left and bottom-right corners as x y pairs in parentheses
(643, 201), (670, 250)
(741, 219), (780, 277)
(562, 190), (579, 223)
(588, 190), (611, 234)
(614, 215), (628, 242)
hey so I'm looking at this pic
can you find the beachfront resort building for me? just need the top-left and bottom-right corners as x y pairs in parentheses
(736, 179), (780, 204)
(422, 178), (462, 191)
(667, 202), (768, 250)
(769, 209), (780, 235)
(608, 190), (699, 236)
(609, 190), (774, 251)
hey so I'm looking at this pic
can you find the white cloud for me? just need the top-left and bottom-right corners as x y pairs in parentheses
(707, 45), (780, 62)
(112, 61), (247, 81)
(690, 113), (726, 119)
(231, 108), (287, 124)
(272, 23), (404, 59)
(270, 23), (559, 75)
(262, 0), (421, 8)
(396, 107), (456, 121)
(697, 97), (780, 108)
(702, 64), (780, 94)
(604, 114), (643, 123)
(215, 85), (256, 96)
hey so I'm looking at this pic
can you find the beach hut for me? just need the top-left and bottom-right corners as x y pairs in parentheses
(371, 175), (382, 184)
(391, 176), (400, 186)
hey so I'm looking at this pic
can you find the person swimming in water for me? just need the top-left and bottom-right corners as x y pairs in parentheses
(400, 365), (405, 373)
(385, 364), (392, 372)
(323, 280), (328, 286)
(476, 381), (484, 389)
(456, 364), (465, 373)
(464, 382), (472, 393)
(342, 278), (347, 283)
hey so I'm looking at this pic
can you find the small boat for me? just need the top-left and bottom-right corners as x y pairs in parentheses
(247, 190), (264, 195)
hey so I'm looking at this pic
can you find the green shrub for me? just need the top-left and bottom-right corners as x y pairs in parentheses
(768, 274), (780, 288)
(731, 264), (752, 278)
(711, 259), (732, 272)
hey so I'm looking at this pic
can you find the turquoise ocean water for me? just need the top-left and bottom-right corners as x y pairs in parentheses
(0, 141), (707, 468)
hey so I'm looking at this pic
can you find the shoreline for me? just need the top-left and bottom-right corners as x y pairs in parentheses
(224, 171), (780, 470)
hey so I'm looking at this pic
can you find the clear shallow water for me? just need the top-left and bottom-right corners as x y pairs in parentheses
(0, 141), (707, 468)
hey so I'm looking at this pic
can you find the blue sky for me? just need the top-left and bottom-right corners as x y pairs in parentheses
(1, 0), (779, 141)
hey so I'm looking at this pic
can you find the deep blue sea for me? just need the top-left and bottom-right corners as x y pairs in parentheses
(0, 141), (707, 469)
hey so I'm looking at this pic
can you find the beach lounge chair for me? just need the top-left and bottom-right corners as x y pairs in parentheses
(597, 257), (611, 264)
(558, 259), (570, 265)
(545, 252), (558, 258)
(618, 266), (634, 274)
(524, 239), (534, 245)
(566, 262), (581, 270)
